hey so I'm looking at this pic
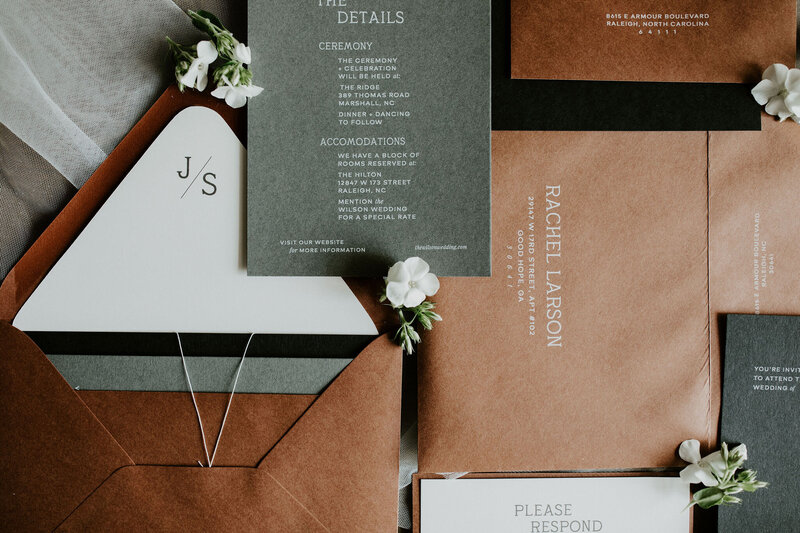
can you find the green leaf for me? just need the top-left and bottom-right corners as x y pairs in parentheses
(189, 9), (227, 35)
(165, 36), (180, 53)
(736, 470), (768, 492)
(197, 10), (225, 29)
(721, 494), (742, 505)
(165, 37), (193, 62)
(690, 487), (725, 510)
(428, 311), (443, 322)
(742, 480), (768, 492)
(404, 334), (414, 354)
(239, 67), (254, 85)
(417, 313), (432, 330)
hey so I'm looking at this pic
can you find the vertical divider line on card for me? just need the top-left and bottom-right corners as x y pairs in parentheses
(181, 156), (213, 199)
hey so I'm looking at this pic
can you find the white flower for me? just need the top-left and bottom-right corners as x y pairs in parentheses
(752, 63), (800, 122)
(179, 40), (218, 92)
(385, 257), (440, 308)
(785, 89), (800, 122)
(233, 42), (252, 64)
(678, 439), (726, 487)
(211, 76), (264, 109)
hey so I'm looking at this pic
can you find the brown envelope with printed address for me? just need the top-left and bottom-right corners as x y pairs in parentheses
(509, 0), (796, 83)
(418, 130), (714, 473)
(708, 115), (800, 414)
(0, 87), (400, 532)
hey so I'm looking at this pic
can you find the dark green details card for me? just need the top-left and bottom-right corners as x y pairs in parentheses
(247, 0), (491, 277)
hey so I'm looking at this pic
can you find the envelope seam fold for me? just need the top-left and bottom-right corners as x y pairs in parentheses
(705, 130), (713, 451)
(31, 329), (137, 466)
(0, 271), (19, 322)
(264, 471), (331, 532)
(51, 464), (137, 531)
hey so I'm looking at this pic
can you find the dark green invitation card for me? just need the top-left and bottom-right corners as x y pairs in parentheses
(247, 0), (491, 276)
(720, 314), (800, 532)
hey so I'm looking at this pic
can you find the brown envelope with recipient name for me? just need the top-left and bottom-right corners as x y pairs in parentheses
(510, 0), (796, 83)
(418, 130), (713, 474)
(0, 87), (400, 532)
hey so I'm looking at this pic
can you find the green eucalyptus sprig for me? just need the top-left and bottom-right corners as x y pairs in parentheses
(678, 439), (768, 509)
(382, 298), (442, 354)
(187, 10), (240, 59)
(166, 10), (263, 108)
(381, 257), (442, 354)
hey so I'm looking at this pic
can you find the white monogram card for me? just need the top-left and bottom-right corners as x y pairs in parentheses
(13, 107), (377, 335)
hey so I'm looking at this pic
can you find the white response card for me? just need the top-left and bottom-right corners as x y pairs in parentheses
(420, 477), (689, 533)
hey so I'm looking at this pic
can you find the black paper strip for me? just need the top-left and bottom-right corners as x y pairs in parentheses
(26, 332), (376, 358)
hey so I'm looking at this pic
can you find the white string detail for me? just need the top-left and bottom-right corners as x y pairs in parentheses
(176, 332), (254, 467)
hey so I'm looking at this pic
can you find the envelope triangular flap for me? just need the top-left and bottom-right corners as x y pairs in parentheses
(56, 466), (329, 532)
(12, 106), (377, 335)
(260, 334), (403, 532)
(57, 334), (403, 531)
(77, 390), (317, 467)
(0, 91), (397, 530)
(0, 322), (133, 531)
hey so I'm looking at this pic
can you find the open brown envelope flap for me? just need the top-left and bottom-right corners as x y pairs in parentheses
(56, 467), (329, 532)
(75, 390), (317, 467)
(1, 322), (402, 531)
(0, 87), (402, 530)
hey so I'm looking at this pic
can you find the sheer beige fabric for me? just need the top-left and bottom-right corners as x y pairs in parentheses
(0, 0), (240, 280)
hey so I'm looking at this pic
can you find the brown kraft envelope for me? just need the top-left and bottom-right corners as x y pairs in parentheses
(418, 130), (712, 474)
(414, 117), (800, 530)
(0, 87), (400, 531)
(510, 0), (796, 83)
(709, 115), (800, 382)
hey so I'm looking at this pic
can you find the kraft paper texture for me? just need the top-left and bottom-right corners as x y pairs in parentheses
(418, 116), (800, 496)
(491, 0), (762, 131)
(510, 0), (796, 83)
(419, 130), (711, 473)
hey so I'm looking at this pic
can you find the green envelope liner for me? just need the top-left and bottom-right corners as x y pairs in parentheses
(48, 354), (351, 394)
(32, 332), (374, 394)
